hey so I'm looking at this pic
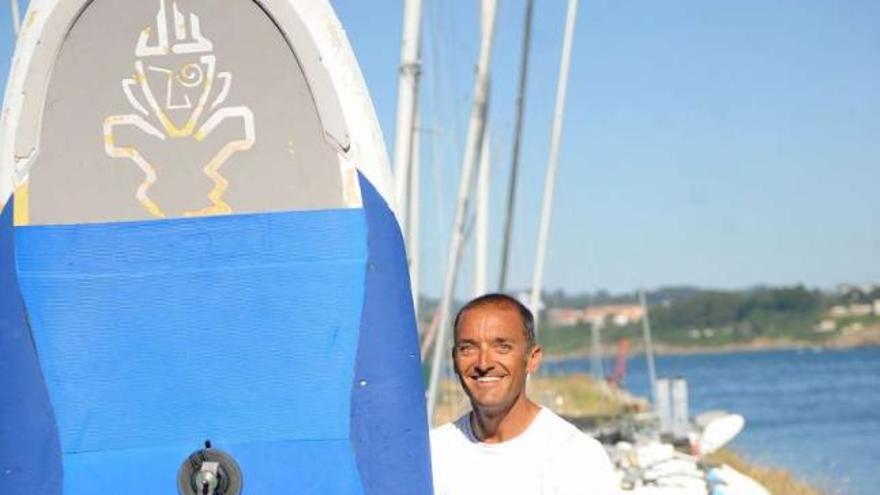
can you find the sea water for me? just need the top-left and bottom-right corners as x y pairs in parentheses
(544, 346), (880, 495)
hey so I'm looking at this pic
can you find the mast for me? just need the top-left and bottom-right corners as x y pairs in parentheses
(498, 0), (534, 292)
(393, 0), (422, 254)
(410, 107), (421, 320)
(426, 0), (498, 420)
(639, 288), (658, 406)
(529, 0), (579, 329)
(590, 323), (604, 378)
(474, 124), (490, 297)
(10, 0), (21, 36)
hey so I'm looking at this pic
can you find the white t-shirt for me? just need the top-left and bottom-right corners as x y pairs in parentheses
(430, 407), (619, 495)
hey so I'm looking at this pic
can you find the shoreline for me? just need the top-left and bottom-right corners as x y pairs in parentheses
(543, 333), (880, 362)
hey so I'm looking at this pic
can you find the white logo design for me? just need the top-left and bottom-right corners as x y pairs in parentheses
(104, 0), (255, 218)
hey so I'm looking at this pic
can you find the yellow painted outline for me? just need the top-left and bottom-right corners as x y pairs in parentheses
(13, 181), (29, 226)
(184, 107), (255, 217)
(103, 115), (167, 218)
(102, 3), (255, 219)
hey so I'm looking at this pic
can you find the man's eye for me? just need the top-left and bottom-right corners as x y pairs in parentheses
(457, 344), (474, 354)
(497, 343), (513, 352)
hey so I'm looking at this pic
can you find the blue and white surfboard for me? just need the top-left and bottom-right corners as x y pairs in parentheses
(0, 1), (431, 493)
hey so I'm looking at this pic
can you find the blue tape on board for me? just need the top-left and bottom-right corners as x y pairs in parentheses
(0, 200), (62, 495)
(64, 439), (363, 494)
(15, 208), (367, 492)
(350, 173), (434, 494)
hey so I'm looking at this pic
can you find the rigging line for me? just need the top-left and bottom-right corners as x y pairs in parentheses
(640, 288), (659, 407)
(529, 0), (580, 334)
(409, 105), (423, 321)
(498, 0), (534, 292)
(443, 0), (471, 188)
(392, 0), (422, 246)
(416, 0), (452, 350)
(427, 0), (450, 237)
(424, 0), (464, 303)
(426, 0), (498, 422)
(439, 0), (466, 207)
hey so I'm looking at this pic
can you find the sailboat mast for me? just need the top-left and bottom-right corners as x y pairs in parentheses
(410, 107), (422, 320)
(10, 0), (21, 36)
(426, 0), (498, 421)
(393, 0), (422, 250)
(474, 124), (490, 297)
(498, 0), (534, 292)
(392, 0), (423, 320)
(529, 0), (579, 329)
(639, 289), (658, 406)
(590, 323), (604, 378)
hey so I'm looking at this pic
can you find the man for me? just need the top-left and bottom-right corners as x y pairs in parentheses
(430, 293), (619, 495)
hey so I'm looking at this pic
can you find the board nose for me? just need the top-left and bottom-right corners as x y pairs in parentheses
(1, 1), (429, 493)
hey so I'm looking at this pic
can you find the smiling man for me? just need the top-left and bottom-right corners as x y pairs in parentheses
(430, 293), (619, 495)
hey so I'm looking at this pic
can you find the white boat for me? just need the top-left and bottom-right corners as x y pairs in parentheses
(608, 412), (770, 495)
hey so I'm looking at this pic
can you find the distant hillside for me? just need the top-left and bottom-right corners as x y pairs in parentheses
(415, 284), (880, 354)
(417, 285), (709, 318)
(533, 284), (880, 355)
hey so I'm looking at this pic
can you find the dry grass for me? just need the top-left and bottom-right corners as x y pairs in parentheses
(708, 449), (827, 495)
(431, 373), (647, 427)
(528, 373), (648, 417)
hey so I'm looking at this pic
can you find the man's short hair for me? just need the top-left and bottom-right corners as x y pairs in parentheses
(453, 293), (536, 348)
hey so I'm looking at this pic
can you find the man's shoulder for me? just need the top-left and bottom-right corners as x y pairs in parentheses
(535, 408), (607, 455)
(534, 407), (583, 438)
(429, 421), (460, 442)
(430, 413), (471, 449)
(536, 408), (619, 493)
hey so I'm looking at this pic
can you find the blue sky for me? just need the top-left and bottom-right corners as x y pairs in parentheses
(3, 1), (878, 297)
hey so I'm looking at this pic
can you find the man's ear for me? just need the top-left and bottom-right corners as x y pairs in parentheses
(527, 344), (542, 374)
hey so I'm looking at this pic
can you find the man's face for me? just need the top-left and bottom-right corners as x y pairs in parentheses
(453, 304), (542, 416)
